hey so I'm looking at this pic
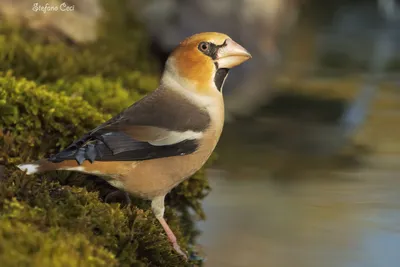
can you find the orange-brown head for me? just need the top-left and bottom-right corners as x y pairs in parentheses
(161, 32), (251, 96)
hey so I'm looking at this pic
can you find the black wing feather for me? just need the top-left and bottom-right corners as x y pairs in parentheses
(48, 132), (198, 165)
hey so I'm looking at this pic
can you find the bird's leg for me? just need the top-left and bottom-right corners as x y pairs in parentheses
(151, 195), (188, 260)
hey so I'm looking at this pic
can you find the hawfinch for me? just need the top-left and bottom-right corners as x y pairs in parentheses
(18, 32), (251, 258)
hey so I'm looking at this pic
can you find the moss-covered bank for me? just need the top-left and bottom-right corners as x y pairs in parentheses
(0, 1), (210, 266)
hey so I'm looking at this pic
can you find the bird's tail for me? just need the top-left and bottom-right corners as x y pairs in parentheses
(17, 159), (79, 175)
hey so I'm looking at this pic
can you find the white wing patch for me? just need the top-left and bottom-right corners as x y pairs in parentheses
(149, 130), (203, 146)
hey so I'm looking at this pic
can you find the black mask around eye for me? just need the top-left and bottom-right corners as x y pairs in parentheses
(198, 40), (227, 60)
(198, 42), (218, 59)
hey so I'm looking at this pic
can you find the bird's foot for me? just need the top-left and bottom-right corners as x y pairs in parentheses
(172, 241), (188, 260)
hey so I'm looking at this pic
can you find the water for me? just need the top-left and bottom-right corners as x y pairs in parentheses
(197, 132), (400, 267)
(196, 76), (399, 266)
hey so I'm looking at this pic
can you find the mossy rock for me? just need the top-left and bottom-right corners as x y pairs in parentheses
(0, 211), (118, 267)
(0, 170), (189, 266)
(0, 0), (211, 265)
(0, 73), (109, 161)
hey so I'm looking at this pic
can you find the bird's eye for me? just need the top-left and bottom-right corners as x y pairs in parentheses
(198, 42), (210, 52)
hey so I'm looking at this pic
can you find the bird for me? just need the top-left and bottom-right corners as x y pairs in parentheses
(17, 32), (251, 259)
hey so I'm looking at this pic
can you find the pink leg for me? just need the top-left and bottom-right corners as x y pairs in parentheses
(157, 216), (188, 259)
(152, 196), (188, 259)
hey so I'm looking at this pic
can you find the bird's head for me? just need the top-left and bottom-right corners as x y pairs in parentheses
(162, 32), (251, 96)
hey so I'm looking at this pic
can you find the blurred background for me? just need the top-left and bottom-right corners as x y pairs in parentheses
(1, 0), (400, 266)
(132, 0), (400, 266)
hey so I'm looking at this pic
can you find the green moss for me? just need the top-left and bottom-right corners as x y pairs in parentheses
(0, 0), (211, 265)
(0, 171), (189, 266)
(48, 76), (133, 114)
(0, 73), (109, 162)
(0, 214), (118, 267)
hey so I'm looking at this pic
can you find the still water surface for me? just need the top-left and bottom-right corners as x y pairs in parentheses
(197, 103), (400, 267)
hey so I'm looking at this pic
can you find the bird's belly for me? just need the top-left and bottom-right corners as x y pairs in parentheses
(123, 149), (212, 199)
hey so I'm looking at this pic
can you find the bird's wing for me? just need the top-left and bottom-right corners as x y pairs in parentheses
(49, 88), (211, 165)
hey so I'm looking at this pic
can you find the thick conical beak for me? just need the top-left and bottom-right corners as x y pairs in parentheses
(216, 38), (252, 69)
